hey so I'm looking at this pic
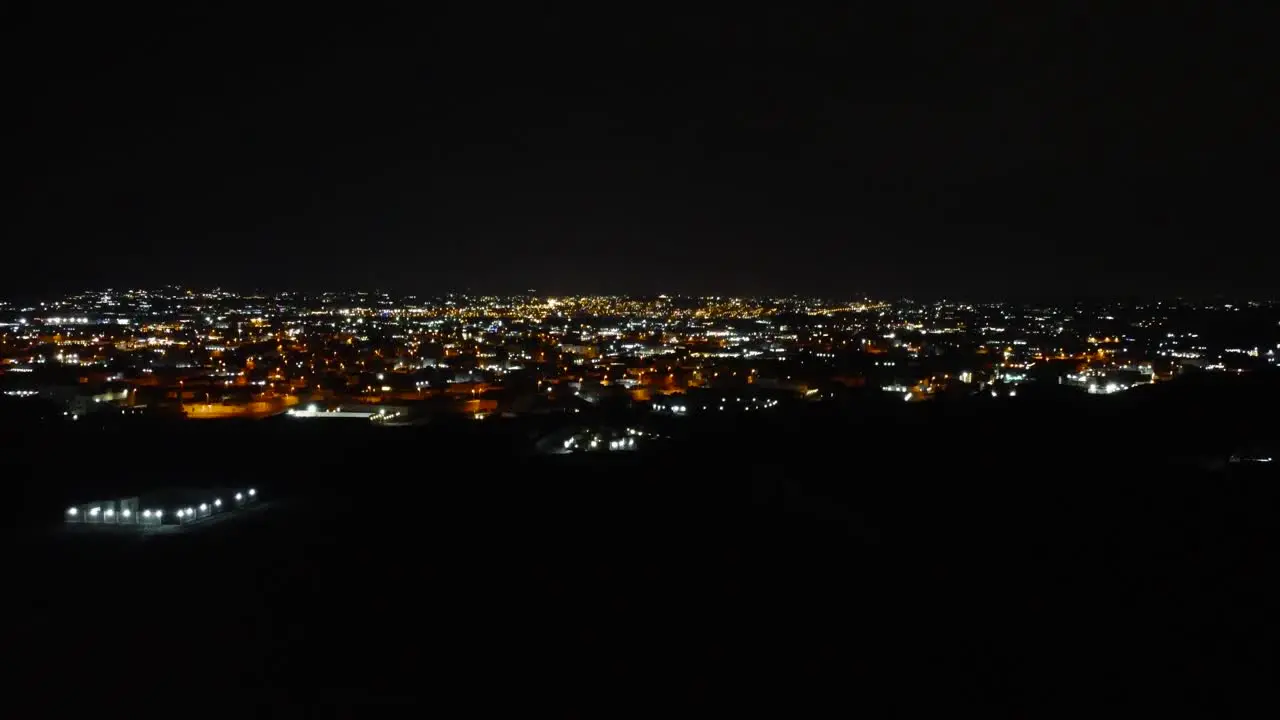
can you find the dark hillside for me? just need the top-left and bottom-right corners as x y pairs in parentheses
(7, 373), (1278, 712)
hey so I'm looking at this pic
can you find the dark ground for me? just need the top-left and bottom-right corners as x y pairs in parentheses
(7, 374), (1278, 713)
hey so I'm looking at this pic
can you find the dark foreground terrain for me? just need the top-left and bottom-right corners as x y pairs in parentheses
(8, 373), (1279, 713)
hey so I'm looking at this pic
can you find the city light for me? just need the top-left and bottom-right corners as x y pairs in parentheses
(5, 289), (1277, 452)
(67, 507), (77, 516)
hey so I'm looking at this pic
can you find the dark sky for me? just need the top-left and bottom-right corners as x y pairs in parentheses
(8, 5), (1276, 299)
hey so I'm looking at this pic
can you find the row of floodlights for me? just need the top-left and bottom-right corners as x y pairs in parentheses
(66, 488), (255, 520)
(66, 506), (137, 519)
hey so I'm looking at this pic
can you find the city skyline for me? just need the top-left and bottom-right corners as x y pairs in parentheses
(5, 288), (1276, 419)
(4, 285), (1279, 306)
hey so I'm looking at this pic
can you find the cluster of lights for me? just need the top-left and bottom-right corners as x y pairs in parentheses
(563, 429), (648, 453)
(66, 489), (254, 525)
(662, 398), (777, 414)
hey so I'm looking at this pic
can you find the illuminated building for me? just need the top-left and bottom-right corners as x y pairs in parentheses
(63, 487), (260, 530)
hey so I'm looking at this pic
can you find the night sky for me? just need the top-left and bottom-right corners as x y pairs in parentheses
(9, 6), (1276, 299)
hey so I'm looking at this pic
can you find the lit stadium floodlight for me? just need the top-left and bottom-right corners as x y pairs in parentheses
(67, 507), (77, 516)
(248, 488), (256, 497)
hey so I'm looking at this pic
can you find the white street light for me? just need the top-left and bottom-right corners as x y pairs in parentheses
(214, 498), (222, 507)
(248, 488), (256, 497)
(89, 507), (100, 516)
(121, 509), (131, 518)
(67, 507), (77, 516)
(235, 492), (243, 501)
(104, 508), (115, 517)
(143, 510), (152, 518)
